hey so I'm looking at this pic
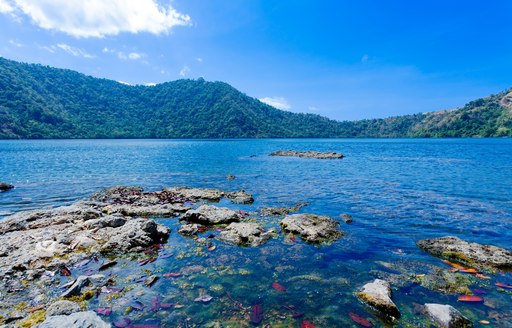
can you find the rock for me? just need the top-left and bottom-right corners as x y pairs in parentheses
(100, 218), (170, 253)
(61, 275), (89, 298)
(178, 223), (199, 236)
(100, 203), (190, 217)
(280, 213), (343, 244)
(416, 268), (474, 295)
(260, 202), (309, 216)
(228, 190), (254, 204)
(181, 205), (241, 225)
(226, 175), (236, 180)
(356, 279), (401, 320)
(46, 300), (81, 316)
(424, 303), (473, 328)
(218, 222), (273, 247)
(0, 181), (14, 191)
(83, 215), (126, 229)
(270, 150), (344, 159)
(36, 311), (110, 328)
(417, 236), (512, 270)
(165, 186), (227, 202)
(339, 213), (353, 223)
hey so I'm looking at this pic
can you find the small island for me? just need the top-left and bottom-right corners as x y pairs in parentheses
(270, 150), (344, 159)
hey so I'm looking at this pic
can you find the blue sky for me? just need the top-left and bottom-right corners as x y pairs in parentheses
(0, 0), (511, 121)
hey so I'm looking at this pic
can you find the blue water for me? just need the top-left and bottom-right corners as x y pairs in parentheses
(1, 139), (511, 326)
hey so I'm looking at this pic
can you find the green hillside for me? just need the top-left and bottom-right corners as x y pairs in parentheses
(0, 57), (510, 138)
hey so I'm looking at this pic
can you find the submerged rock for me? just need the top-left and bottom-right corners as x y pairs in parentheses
(181, 205), (241, 225)
(0, 181), (14, 191)
(424, 303), (473, 328)
(280, 213), (343, 244)
(218, 222), (273, 247)
(417, 236), (512, 270)
(178, 223), (199, 236)
(270, 150), (344, 159)
(36, 311), (110, 328)
(228, 190), (254, 204)
(356, 279), (401, 320)
(260, 202), (309, 216)
(416, 268), (474, 295)
(46, 300), (81, 317)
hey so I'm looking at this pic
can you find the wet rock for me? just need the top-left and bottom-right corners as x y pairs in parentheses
(226, 174), (236, 180)
(416, 268), (474, 295)
(0, 181), (14, 191)
(178, 223), (199, 236)
(165, 186), (227, 202)
(424, 303), (473, 328)
(339, 213), (353, 223)
(270, 150), (344, 159)
(260, 202), (309, 216)
(83, 215), (126, 229)
(417, 236), (512, 270)
(36, 311), (110, 328)
(100, 218), (170, 253)
(228, 190), (254, 204)
(61, 275), (90, 298)
(100, 203), (190, 217)
(356, 279), (401, 320)
(280, 213), (343, 244)
(181, 205), (241, 225)
(46, 300), (81, 316)
(218, 222), (273, 247)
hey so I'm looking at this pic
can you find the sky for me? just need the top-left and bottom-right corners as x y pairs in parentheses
(0, 0), (511, 121)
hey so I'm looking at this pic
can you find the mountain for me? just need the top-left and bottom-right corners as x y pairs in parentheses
(0, 57), (511, 139)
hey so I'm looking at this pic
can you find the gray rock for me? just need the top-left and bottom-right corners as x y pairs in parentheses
(270, 150), (344, 159)
(46, 300), (81, 316)
(181, 205), (241, 225)
(228, 190), (254, 204)
(280, 213), (343, 244)
(101, 203), (190, 217)
(83, 215), (126, 229)
(36, 311), (110, 328)
(61, 275), (89, 298)
(165, 186), (227, 202)
(218, 222), (273, 247)
(178, 223), (199, 236)
(417, 236), (512, 270)
(424, 303), (473, 328)
(0, 181), (14, 191)
(356, 279), (401, 320)
(100, 218), (170, 253)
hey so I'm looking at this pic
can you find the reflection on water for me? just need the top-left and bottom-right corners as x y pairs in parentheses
(1, 138), (512, 326)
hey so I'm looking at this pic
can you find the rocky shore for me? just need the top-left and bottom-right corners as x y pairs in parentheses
(0, 186), (510, 327)
(270, 150), (344, 159)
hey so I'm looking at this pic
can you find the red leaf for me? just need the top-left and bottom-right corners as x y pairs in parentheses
(458, 268), (479, 274)
(94, 307), (112, 316)
(27, 305), (45, 313)
(162, 272), (181, 278)
(272, 282), (286, 291)
(349, 312), (373, 327)
(458, 295), (483, 302)
(495, 282), (512, 289)
(250, 304), (263, 325)
(139, 259), (150, 266)
(60, 266), (71, 276)
(301, 320), (315, 328)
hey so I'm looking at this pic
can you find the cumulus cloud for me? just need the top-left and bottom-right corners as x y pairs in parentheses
(56, 43), (95, 58)
(259, 97), (291, 111)
(0, 0), (191, 38)
(117, 51), (144, 60)
(179, 65), (190, 77)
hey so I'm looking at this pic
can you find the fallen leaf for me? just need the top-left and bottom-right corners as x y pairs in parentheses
(458, 295), (483, 302)
(112, 317), (132, 328)
(250, 304), (263, 325)
(349, 312), (373, 327)
(475, 273), (491, 279)
(60, 266), (72, 276)
(94, 307), (112, 316)
(473, 288), (487, 295)
(26, 305), (45, 313)
(479, 320), (490, 325)
(163, 272), (181, 278)
(459, 268), (479, 274)
(194, 294), (213, 303)
(495, 282), (512, 289)
(301, 320), (315, 328)
(208, 245), (216, 251)
(139, 259), (150, 266)
(130, 300), (144, 311)
(197, 226), (207, 233)
(144, 275), (159, 287)
(272, 282), (286, 291)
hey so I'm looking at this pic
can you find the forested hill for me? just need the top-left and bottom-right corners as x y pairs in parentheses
(0, 57), (511, 138)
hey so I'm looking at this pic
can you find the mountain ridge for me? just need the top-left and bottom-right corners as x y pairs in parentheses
(0, 57), (511, 139)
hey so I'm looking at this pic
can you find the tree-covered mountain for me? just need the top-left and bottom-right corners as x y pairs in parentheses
(0, 57), (511, 138)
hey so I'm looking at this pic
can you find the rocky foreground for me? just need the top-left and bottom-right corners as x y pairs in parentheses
(0, 186), (511, 327)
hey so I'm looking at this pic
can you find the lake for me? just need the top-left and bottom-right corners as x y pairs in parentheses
(1, 138), (511, 327)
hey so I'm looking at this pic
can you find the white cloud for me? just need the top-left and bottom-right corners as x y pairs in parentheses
(361, 54), (369, 63)
(179, 65), (190, 77)
(0, 0), (14, 13)
(259, 97), (291, 111)
(117, 81), (131, 85)
(56, 43), (95, 58)
(117, 51), (144, 60)
(8, 39), (23, 47)
(0, 0), (191, 38)
(128, 52), (142, 60)
(196, 57), (203, 63)
(40, 45), (55, 53)
(308, 106), (320, 112)
(145, 82), (157, 87)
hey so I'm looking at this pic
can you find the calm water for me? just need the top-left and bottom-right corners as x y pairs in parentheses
(1, 139), (511, 327)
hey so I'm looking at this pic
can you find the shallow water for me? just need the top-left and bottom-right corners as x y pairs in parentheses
(1, 139), (511, 327)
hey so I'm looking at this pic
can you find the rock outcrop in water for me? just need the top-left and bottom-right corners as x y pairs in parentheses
(37, 311), (110, 328)
(280, 213), (343, 244)
(165, 186), (254, 204)
(417, 236), (512, 271)
(270, 150), (344, 159)
(0, 181), (14, 191)
(218, 222), (274, 247)
(356, 279), (401, 320)
(424, 303), (473, 328)
(181, 205), (241, 225)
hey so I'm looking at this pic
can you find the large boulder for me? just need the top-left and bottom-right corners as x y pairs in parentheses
(218, 222), (273, 247)
(270, 150), (344, 159)
(424, 303), (473, 328)
(0, 181), (14, 191)
(36, 311), (109, 328)
(417, 236), (512, 271)
(165, 186), (227, 202)
(228, 190), (254, 204)
(356, 279), (401, 320)
(46, 300), (81, 317)
(181, 205), (241, 225)
(280, 213), (343, 244)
